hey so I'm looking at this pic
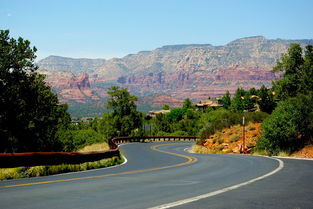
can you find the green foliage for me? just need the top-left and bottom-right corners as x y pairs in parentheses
(70, 129), (104, 151)
(257, 85), (276, 113)
(151, 100), (201, 136)
(57, 118), (108, 152)
(0, 30), (71, 152)
(152, 113), (172, 134)
(166, 108), (185, 123)
(229, 87), (276, 113)
(104, 86), (143, 137)
(155, 130), (189, 137)
(222, 91), (231, 109)
(244, 112), (269, 123)
(182, 98), (195, 110)
(162, 104), (170, 110)
(198, 109), (268, 143)
(199, 109), (241, 140)
(230, 88), (246, 112)
(273, 44), (313, 100)
(230, 135), (240, 142)
(257, 94), (313, 155)
(256, 44), (313, 155)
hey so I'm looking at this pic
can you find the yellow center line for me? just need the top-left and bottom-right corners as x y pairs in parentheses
(0, 143), (197, 189)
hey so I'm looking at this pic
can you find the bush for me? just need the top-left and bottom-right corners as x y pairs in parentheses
(256, 94), (313, 155)
(230, 135), (240, 142)
(245, 112), (269, 123)
(199, 110), (243, 138)
(217, 138), (224, 144)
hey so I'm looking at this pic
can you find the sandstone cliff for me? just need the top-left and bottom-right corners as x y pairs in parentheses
(38, 36), (313, 106)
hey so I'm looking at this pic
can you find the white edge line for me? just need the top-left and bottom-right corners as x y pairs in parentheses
(148, 157), (284, 209)
(274, 156), (313, 161)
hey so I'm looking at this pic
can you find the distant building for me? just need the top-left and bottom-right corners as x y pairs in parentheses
(147, 109), (170, 118)
(196, 98), (223, 111)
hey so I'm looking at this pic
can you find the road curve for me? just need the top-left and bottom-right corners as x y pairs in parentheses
(0, 142), (312, 209)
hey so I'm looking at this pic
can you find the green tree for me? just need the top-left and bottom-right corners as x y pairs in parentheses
(243, 88), (257, 112)
(166, 108), (185, 123)
(301, 45), (313, 93)
(230, 88), (246, 112)
(222, 91), (231, 109)
(162, 104), (170, 110)
(105, 86), (143, 137)
(256, 85), (276, 113)
(152, 113), (172, 134)
(273, 43), (313, 100)
(182, 98), (195, 110)
(0, 30), (71, 152)
(257, 43), (313, 154)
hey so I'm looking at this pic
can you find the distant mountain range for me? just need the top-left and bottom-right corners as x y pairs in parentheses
(37, 36), (313, 116)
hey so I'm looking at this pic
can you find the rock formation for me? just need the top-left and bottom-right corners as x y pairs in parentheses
(38, 36), (313, 107)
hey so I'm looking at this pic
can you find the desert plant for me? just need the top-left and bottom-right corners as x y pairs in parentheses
(216, 144), (224, 151)
(247, 123), (257, 131)
(217, 138), (224, 144)
(230, 135), (240, 142)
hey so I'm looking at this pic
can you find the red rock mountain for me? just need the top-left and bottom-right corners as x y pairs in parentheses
(38, 36), (312, 107)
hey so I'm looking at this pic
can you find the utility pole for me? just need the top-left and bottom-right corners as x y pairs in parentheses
(242, 116), (246, 153)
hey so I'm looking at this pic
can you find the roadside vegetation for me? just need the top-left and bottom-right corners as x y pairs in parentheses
(195, 44), (313, 156)
(256, 44), (313, 155)
(192, 122), (261, 154)
(0, 156), (123, 181)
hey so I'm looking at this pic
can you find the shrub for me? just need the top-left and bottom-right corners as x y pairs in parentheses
(247, 123), (257, 131)
(256, 94), (313, 155)
(216, 144), (224, 151)
(252, 131), (258, 137)
(230, 135), (240, 142)
(245, 112), (269, 123)
(217, 138), (224, 144)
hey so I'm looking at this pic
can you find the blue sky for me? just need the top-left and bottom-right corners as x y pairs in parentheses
(1, 0), (313, 60)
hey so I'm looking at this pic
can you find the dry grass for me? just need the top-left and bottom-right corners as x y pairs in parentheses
(277, 151), (291, 157)
(77, 142), (109, 152)
(291, 145), (313, 158)
(252, 150), (270, 156)
(192, 144), (216, 154)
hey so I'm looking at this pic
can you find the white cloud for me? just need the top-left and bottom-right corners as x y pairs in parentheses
(7, 13), (12, 17)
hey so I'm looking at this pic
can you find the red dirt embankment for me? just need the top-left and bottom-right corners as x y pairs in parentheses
(202, 123), (261, 153)
(201, 123), (313, 158)
(291, 146), (313, 158)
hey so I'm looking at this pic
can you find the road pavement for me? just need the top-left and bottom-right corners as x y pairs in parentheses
(0, 142), (312, 209)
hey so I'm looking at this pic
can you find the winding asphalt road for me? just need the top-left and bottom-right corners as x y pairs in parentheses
(0, 142), (312, 209)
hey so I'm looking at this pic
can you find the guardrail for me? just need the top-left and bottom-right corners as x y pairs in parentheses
(110, 136), (197, 146)
(0, 136), (197, 168)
